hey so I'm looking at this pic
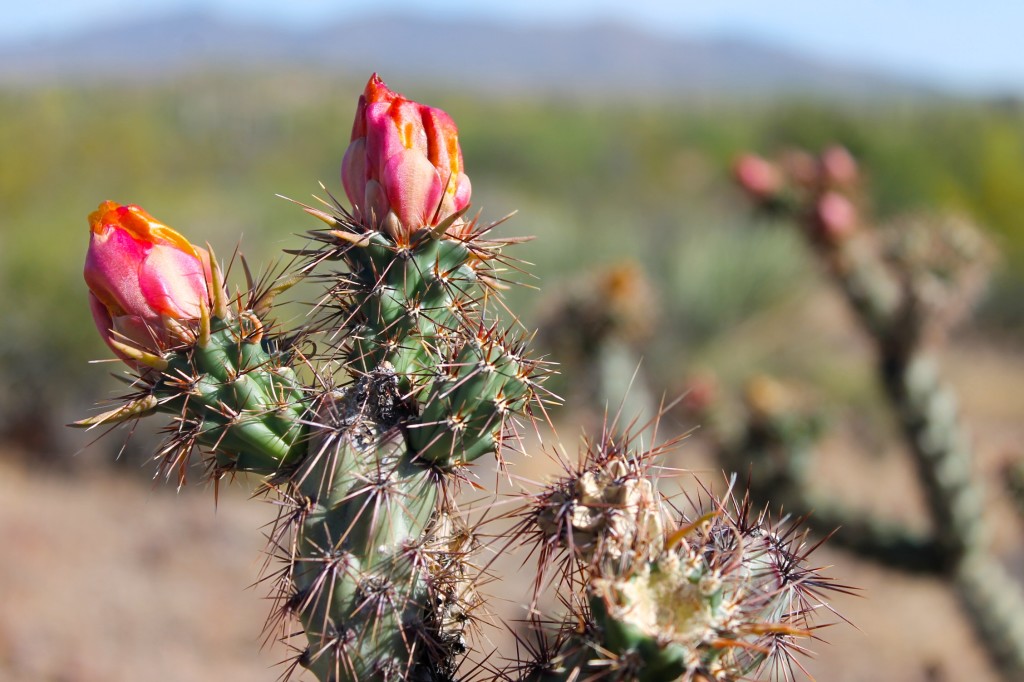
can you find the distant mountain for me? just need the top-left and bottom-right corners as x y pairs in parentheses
(0, 10), (940, 98)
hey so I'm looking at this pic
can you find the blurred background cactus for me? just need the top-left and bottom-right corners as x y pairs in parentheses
(3, 4), (1024, 682)
(725, 146), (1024, 679)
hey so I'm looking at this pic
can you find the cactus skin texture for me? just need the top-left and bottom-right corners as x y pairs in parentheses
(282, 375), (443, 681)
(517, 434), (841, 682)
(158, 313), (308, 476)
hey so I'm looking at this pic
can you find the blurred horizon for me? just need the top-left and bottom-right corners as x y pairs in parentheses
(4, 0), (1024, 95)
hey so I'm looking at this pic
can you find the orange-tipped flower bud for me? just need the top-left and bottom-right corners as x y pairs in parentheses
(733, 153), (783, 200)
(341, 74), (472, 239)
(84, 201), (217, 365)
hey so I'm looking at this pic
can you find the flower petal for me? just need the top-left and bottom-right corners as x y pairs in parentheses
(420, 106), (462, 190)
(383, 148), (444, 229)
(138, 243), (209, 318)
(363, 179), (391, 228)
(85, 225), (154, 318)
(88, 292), (116, 348)
(453, 172), (472, 213)
(341, 136), (368, 215)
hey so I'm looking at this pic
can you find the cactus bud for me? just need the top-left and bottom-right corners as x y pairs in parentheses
(84, 201), (220, 365)
(733, 154), (783, 201)
(341, 73), (472, 239)
(814, 191), (858, 241)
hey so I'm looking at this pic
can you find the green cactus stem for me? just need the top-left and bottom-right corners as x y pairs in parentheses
(717, 379), (948, 573)
(294, 205), (547, 469)
(275, 372), (446, 681)
(251, 199), (550, 681)
(157, 313), (308, 475)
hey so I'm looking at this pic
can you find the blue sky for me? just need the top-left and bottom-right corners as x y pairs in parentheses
(5, 0), (1024, 92)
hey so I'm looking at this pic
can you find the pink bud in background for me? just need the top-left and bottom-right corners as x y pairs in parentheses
(85, 201), (216, 365)
(733, 154), (783, 200)
(341, 74), (472, 239)
(820, 145), (859, 187)
(815, 191), (858, 241)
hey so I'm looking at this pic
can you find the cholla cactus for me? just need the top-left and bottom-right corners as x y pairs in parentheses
(265, 73), (548, 676)
(514, 431), (841, 682)
(733, 146), (1024, 680)
(77, 75), (842, 681)
(79, 75), (548, 681)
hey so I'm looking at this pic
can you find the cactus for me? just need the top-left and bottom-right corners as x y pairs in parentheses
(513, 430), (842, 682)
(76, 75), (843, 681)
(535, 262), (658, 432)
(731, 146), (1024, 680)
(265, 196), (546, 680)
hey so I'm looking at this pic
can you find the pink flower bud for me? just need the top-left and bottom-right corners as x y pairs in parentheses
(820, 145), (859, 187)
(814, 191), (858, 242)
(733, 154), (783, 200)
(84, 201), (216, 365)
(341, 74), (472, 240)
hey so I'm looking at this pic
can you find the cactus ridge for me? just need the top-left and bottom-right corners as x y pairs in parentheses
(265, 376), (448, 681)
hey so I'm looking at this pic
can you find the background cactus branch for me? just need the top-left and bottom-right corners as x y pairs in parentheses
(731, 146), (1024, 679)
